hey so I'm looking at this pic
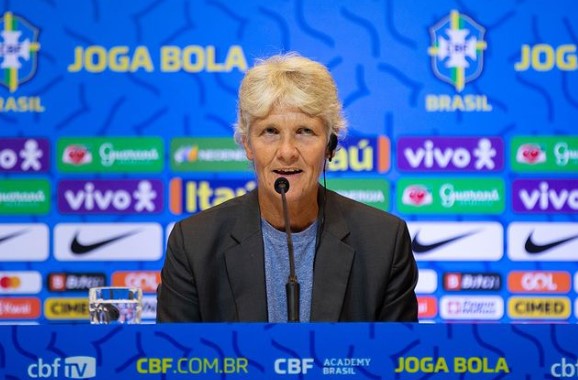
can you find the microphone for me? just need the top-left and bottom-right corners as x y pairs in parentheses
(274, 177), (300, 323)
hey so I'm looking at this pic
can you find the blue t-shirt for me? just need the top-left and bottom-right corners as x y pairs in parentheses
(262, 218), (317, 322)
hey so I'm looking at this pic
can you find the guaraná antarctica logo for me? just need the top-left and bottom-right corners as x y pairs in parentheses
(0, 12), (41, 92)
(428, 10), (487, 92)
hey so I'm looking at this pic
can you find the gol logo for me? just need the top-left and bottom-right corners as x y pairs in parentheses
(508, 271), (570, 293)
(0, 297), (41, 319)
(417, 296), (437, 319)
(112, 271), (160, 292)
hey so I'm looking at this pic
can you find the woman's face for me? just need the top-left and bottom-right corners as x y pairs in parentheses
(243, 104), (328, 209)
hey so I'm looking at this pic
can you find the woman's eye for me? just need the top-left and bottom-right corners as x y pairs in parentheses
(262, 127), (277, 135)
(298, 127), (314, 135)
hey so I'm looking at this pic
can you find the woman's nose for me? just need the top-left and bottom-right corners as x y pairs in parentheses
(277, 135), (299, 160)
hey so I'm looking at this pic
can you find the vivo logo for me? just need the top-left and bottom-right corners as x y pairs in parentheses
(0, 138), (49, 173)
(398, 137), (502, 171)
(514, 180), (578, 212)
(58, 179), (163, 214)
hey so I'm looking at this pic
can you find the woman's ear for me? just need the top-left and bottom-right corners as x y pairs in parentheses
(326, 133), (337, 162)
(242, 136), (254, 161)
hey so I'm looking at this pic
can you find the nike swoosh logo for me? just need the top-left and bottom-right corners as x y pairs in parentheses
(412, 230), (479, 254)
(0, 230), (28, 244)
(70, 230), (140, 255)
(525, 231), (578, 254)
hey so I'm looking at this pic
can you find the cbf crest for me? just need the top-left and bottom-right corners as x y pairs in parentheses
(428, 10), (487, 92)
(0, 12), (41, 93)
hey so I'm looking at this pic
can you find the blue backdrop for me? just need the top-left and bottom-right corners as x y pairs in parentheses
(0, 0), (577, 323)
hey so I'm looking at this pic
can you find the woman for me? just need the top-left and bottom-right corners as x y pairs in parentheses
(157, 52), (418, 322)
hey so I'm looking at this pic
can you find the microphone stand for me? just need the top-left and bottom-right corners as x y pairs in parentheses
(274, 177), (300, 322)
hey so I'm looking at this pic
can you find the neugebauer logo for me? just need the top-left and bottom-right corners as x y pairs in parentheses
(327, 178), (389, 211)
(171, 137), (249, 172)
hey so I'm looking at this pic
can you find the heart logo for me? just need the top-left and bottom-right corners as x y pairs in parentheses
(522, 147), (540, 162)
(68, 146), (86, 164)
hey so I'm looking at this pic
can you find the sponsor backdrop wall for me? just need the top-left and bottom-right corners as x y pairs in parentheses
(0, 1), (576, 323)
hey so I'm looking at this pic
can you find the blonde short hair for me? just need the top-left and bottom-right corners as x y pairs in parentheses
(234, 52), (347, 145)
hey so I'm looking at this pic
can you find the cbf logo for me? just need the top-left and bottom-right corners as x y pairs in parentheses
(0, 12), (41, 92)
(428, 10), (487, 92)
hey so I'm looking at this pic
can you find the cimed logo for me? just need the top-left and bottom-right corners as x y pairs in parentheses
(428, 10), (487, 92)
(0, 12), (41, 93)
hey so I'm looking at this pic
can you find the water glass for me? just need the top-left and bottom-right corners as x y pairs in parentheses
(89, 286), (142, 324)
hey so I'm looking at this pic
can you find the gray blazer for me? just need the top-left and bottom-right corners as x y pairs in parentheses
(156, 188), (418, 322)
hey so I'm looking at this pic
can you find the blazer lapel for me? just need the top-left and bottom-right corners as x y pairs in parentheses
(310, 191), (355, 321)
(224, 190), (268, 321)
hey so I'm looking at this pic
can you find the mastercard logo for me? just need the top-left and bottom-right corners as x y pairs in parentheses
(0, 276), (22, 289)
(0, 272), (42, 294)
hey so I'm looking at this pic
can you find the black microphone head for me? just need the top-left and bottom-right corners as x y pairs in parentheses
(274, 177), (290, 194)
